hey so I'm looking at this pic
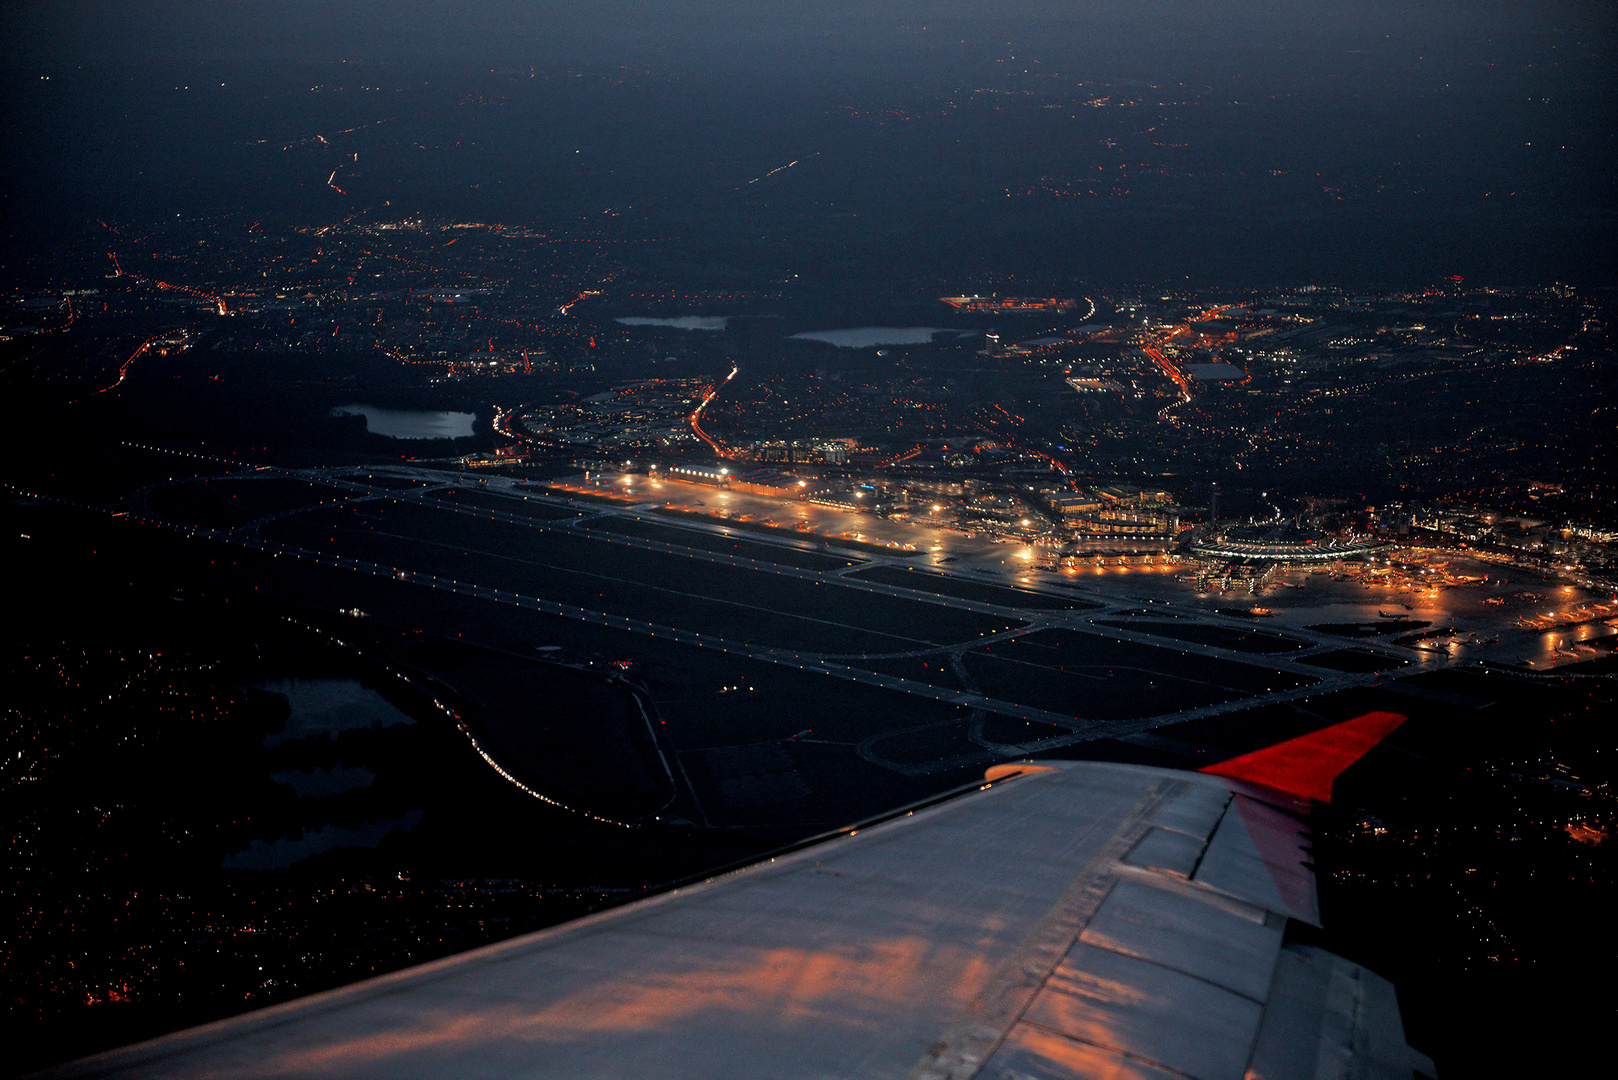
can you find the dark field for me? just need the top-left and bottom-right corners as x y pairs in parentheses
(581, 514), (858, 571)
(850, 565), (1101, 610)
(962, 629), (1315, 720)
(146, 480), (259, 529)
(343, 473), (438, 489)
(843, 653), (969, 691)
(857, 717), (995, 773)
(211, 478), (353, 518)
(10, 444), (235, 506)
(17, 500), (1004, 819)
(680, 741), (814, 825)
(259, 502), (1020, 653)
(1108, 608), (1189, 620)
(653, 507), (916, 558)
(431, 488), (588, 521)
(977, 715), (1076, 747)
(1300, 649), (1411, 673)
(1307, 622), (1426, 639)
(146, 478), (356, 529)
(266, 520), (925, 654)
(1093, 620), (1313, 654)
(295, 572), (1000, 825)
(120, 517), (1000, 785)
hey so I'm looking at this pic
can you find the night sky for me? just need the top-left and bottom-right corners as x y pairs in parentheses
(2, 1), (1613, 288)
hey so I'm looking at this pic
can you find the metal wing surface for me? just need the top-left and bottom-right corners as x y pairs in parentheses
(43, 721), (1435, 1080)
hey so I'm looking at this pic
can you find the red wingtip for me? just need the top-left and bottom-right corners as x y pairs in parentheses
(1198, 711), (1406, 803)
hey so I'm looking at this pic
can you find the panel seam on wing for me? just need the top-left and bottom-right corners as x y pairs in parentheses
(902, 776), (1184, 1080)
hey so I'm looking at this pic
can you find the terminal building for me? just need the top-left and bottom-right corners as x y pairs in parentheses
(1045, 487), (1178, 538)
(1190, 523), (1386, 563)
(658, 465), (806, 497)
(729, 469), (807, 497)
(663, 464), (733, 487)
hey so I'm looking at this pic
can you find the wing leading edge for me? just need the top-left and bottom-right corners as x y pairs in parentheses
(42, 716), (1433, 1080)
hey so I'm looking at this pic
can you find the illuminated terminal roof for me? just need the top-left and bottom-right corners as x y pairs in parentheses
(664, 464), (732, 484)
(1190, 523), (1386, 562)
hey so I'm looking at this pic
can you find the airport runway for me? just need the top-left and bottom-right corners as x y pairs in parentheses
(113, 464), (1440, 758)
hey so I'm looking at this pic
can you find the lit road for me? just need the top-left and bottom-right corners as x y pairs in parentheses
(690, 365), (739, 457)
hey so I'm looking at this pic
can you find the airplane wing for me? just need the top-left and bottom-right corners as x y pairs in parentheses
(42, 713), (1434, 1080)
